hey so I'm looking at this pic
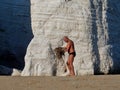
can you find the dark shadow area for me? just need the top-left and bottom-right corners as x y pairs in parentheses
(106, 0), (120, 74)
(0, 65), (13, 75)
(90, 0), (120, 75)
(0, 0), (33, 75)
(89, 0), (101, 75)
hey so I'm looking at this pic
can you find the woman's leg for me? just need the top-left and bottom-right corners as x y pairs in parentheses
(69, 55), (75, 76)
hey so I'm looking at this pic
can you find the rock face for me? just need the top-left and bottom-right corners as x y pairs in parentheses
(52, 47), (67, 76)
(22, 0), (120, 76)
(0, 0), (120, 76)
(22, 38), (56, 76)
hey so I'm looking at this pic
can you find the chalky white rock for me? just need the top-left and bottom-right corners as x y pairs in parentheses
(22, 0), (115, 76)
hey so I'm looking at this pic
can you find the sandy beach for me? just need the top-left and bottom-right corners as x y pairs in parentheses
(0, 75), (120, 90)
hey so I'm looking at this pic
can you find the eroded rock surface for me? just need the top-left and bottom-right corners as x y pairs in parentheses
(22, 0), (120, 76)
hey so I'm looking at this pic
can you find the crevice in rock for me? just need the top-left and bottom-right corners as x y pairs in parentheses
(89, 0), (101, 74)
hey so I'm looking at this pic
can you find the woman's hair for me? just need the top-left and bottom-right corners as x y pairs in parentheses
(63, 36), (69, 39)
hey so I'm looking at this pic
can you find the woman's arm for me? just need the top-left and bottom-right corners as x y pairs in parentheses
(64, 42), (71, 52)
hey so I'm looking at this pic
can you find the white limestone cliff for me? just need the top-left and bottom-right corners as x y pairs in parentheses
(22, 0), (115, 76)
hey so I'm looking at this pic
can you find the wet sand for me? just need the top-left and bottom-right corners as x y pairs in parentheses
(0, 75), (120, 90)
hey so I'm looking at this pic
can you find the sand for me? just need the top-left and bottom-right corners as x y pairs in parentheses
(0, 75), (120, 90)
